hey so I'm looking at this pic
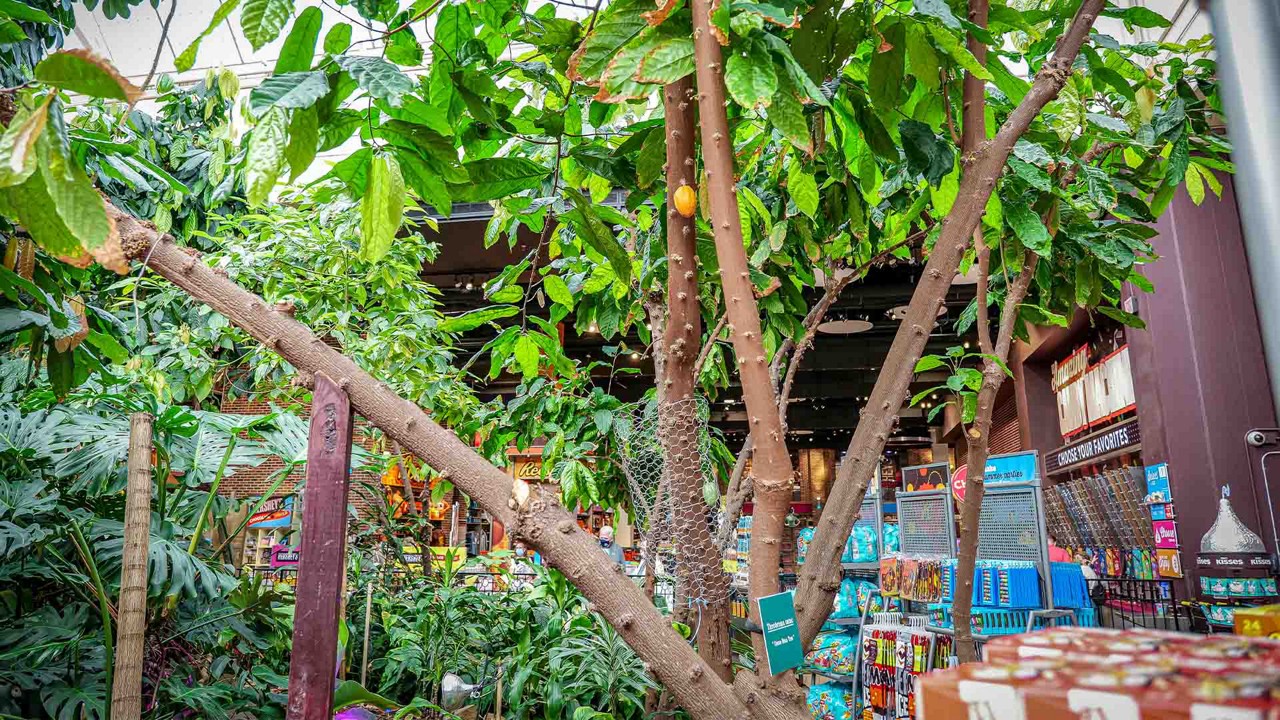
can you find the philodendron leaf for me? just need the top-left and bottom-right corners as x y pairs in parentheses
(34, 50), (142, 103)
(242, 0), (295, 51)
(41, 135), (127, 273)
(360, 153), (406, 263)
(244, 107), (289, 206)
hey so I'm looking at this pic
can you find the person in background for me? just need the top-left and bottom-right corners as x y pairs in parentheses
(510, 541), (536, 591)
(1048, 532), (1074, 563)
(598, 525), (624, 565)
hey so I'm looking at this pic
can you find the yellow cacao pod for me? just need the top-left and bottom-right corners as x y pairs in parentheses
(673, 184), (697, 218)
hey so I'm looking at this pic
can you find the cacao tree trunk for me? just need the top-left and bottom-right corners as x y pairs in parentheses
(790, 0), (1106, 647)
(658, 76), (733, 681)
(952, 254), (1037, 662)
(689, 0), (796, 668)
(110, 210), (762, 720)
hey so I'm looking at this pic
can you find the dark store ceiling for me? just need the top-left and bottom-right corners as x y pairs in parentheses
(417, 207), (977, 447)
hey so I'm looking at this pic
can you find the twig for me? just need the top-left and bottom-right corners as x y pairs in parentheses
(692, 313), (727, 379)
(140, 0), (178, 98)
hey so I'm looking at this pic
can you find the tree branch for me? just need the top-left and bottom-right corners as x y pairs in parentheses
(693, 313), (727, 379)
(109, 207), (753, 720)
(790, 0), (1105, 648)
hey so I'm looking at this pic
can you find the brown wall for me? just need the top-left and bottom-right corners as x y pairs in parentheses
(1011, 176), (1278, 595)
(1125, 176), (1278, 578)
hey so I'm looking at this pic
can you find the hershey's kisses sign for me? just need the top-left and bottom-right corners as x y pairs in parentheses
(1046, 418), (1141, 474)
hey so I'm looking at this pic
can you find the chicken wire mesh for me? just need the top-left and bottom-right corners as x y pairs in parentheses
(618, 396), (730, 607)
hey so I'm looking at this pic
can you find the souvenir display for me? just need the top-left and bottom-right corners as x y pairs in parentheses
(920, 627), (1280, 720)
(798, 526), (816, 565)
(858, 615), (933, 720)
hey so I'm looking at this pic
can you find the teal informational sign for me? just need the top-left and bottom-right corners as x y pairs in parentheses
(757, 591), (803, 675)
(983, 451), (1040, 486)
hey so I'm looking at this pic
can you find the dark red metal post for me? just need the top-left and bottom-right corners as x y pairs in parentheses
(286, 374), (354, 720)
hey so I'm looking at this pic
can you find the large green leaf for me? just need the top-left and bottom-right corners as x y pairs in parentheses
(770, 83), (810, 151)
(332, 681), (398, 712)
(285, 106), (318, 181)
(566, 187), (632, 286)
(635, 128), (665, 189)
(241, 0), (295, 51)
(568, 0), (650, 82)
(913, 0), (960, 28)
(929, 25), (992, 81)
(0, 0), (53, 22)
(787, 158), (818, 218)
(438, 305), (519, 333)
(449, 157), (548, 202)
(34, 50), (140, 103)
(0, 166), (82, 258)
(543, 274), (574, 308)
(1006, 202), (1051, 256)
(274, 6), (322, 73)
(336, 55), (415, 107)
(248, 71), (329, 114)
(868, 21), (905, 110)
(515, 334), (540, 380)
(0, 97), (50, 187)
(724, 39), (778, 109)
(906, 22), (941, 89)
(898, 119), (954, 187)
(40, 136), (113, 257)
(244, 107), (288, 206)
(635, 36), (694, 84)
(360, 153), (405, 263)
(176, 0), (241, 71)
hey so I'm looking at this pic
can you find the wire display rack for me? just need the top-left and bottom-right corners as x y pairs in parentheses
(976, 481), (1058, 613)
(897, 488), (956, 558)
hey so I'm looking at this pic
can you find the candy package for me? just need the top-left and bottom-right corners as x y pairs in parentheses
(832, 578), (860, 619)
(807, 682), (855, 720)
(807, 632), (859, 675)
(797, 526), (816, 565)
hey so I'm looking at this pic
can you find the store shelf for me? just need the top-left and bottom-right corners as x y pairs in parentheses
(800, 666), (858, 682)
(828, 616), (863, 627)
(924, 625), (994, 642)
(841, 562), (880, 572)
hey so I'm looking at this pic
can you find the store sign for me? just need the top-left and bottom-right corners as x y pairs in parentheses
(1144, 463), (1171, 503)
(1155, 548), (1183, 578)
(758, 591), (803, 675)
(247, 496), (293, 529)
(901, 462), (950, 493)
(951, 464), (968, 503)
(984, 451), (1040, 486)
(1045, 419), (1141, 474)
(1152, 520), (1179, 549)
(269, 543), (299, 568)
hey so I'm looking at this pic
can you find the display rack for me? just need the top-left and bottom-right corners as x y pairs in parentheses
(896, 488), (956, 558)
(975, 480), (1074, 630)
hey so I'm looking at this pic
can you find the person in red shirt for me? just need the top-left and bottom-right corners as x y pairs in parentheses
(1048, 532), (1074, 563)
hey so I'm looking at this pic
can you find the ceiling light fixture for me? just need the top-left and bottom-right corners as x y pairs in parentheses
(818, 319), (874, 334)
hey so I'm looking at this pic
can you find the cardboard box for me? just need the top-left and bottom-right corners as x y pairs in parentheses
(1237, 605), (1280, 639)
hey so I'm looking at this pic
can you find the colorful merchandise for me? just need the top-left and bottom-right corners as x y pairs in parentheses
(922, 628), (1280, 720)
(831, 578), (861, 619)
(797, 526), (816, 565)
(859, 617), (932, 720)
(842, 524), (879, 564)
(806, 682), (855, 720)
(883, 523), (900, 553)
(1236, 604), (1280, 638)
(806, 632), (859, 675)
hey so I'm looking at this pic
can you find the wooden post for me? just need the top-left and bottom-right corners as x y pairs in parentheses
(360, 581), (374, 688)
(112, 412), (152, 720)
(286, 375), (354, 720)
